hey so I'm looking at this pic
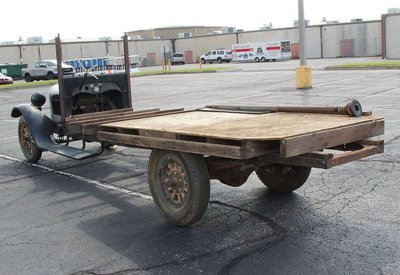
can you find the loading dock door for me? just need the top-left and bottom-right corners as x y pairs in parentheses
(147, 53), (156, 66)
(340, 40), (354, 57)
(184, 51), (193, 64)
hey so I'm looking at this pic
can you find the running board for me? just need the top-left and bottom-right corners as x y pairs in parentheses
(41, 142), (102, 160)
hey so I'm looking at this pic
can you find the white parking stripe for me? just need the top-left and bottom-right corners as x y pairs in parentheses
(0, 153), (153, 201)
(1, 120), (18, 123)
(0, 136), (18, 141)
(313, 76), (364, 87)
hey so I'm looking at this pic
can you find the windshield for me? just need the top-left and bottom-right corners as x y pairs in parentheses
(46, 60), (57, 66)
(173, 54), (184, 57)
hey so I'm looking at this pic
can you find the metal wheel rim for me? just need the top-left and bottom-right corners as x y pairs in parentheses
(157, 157), (189, 208)
(20, 122), (37, 156)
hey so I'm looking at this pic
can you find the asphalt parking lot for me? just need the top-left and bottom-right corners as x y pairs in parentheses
(0, 59), (399, 274)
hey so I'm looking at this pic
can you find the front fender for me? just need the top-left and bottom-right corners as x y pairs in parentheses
(11, 104), (56, 148)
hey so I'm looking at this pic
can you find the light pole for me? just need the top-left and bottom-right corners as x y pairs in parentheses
(296, 0), (312, 89)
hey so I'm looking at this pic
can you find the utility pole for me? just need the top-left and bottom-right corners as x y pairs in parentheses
(296, 0), (312, 89)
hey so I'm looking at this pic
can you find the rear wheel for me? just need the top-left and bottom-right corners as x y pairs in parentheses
(47, 72), (55, 80)
(18, 116), (42, 163)
(261, 57), (266, 62)
(24, 74), (32, 82)
(148, 150), (210, 226)
(255, 164), (311, 192)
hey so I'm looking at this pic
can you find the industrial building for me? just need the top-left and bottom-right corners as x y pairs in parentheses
(126, 26), (226, 40)
(0, 13), (399, 68)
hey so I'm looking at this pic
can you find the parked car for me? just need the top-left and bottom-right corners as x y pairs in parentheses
(170, 53), (185, 65)
(200, 50), (232, 64)
(21, 60), (75, 82)
(0, 73), (13, 85)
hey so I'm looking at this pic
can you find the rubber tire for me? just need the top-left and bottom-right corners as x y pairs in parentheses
(18, 116), (42, 163)
(255, 164), (311, 193)
(148, 150), (210, 226)
(201, 59), (206, 64)
(47, 72), (55, 80)
(255, 57), (260, 62)
(217, 57), (222, 63)
(261, 57), (266, 62)
(24, 74), (32, 82)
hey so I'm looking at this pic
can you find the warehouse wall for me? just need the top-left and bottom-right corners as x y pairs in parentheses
(0, 39), (172, 67)
(1, 18), (399, 68)
(384, 14), (400, 59)
(321, 21), (381, 58)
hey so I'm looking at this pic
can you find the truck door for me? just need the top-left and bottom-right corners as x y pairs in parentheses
(35, 61), (46, 77)
(211, 51), (217, 62)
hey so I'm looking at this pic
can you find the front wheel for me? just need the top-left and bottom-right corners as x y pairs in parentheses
(217, 57), (222, 63)
(255, 164), (311, 192)
(18, 117), (42, 163)
(148, 150), (210, 226)
(255, 57), (260, 62)
(261, 57), (266, 62)
(201, 59), (206, 64)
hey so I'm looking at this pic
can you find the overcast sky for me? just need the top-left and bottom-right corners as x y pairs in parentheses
(2, 0), (399, 42)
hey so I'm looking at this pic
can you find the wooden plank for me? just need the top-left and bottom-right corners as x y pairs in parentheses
(260, 141), (384, 169)
(66, 108), (133, 121)
(326, 143), (384, 168)
(67, 109), (160, 125)
(97, 131), (243, 159)
(241, 140), (280, 159)
(82, 109), (185, 136)
(281, 119), (384, 158)
(101, 111), (384, 141)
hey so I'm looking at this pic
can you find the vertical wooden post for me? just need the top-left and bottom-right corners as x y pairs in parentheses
(55, 34), (66, 122)
(123, 33), (132, 108)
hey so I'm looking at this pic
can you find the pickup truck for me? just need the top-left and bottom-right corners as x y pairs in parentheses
(21, 60), (75, 82)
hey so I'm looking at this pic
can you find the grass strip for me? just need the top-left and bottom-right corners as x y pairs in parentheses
(0, 67), (230, 90)
(327, 60), (400, 69)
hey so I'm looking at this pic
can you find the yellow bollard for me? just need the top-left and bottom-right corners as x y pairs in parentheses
(296, 66), (312, 89)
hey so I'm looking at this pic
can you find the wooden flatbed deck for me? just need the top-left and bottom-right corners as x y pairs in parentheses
(81, 109), (384, 160)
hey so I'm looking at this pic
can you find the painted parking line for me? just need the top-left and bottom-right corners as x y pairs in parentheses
(0, 136), (17, 141)
(0, 153), (153, 201)
(313, 76), (365, 87)
(1, 119), (18, 123)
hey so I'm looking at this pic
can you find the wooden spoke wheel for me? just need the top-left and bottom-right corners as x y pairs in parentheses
(255, 164), (311, 192)
(18, 117), (42, 163)
(148, 150), (210, 226)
